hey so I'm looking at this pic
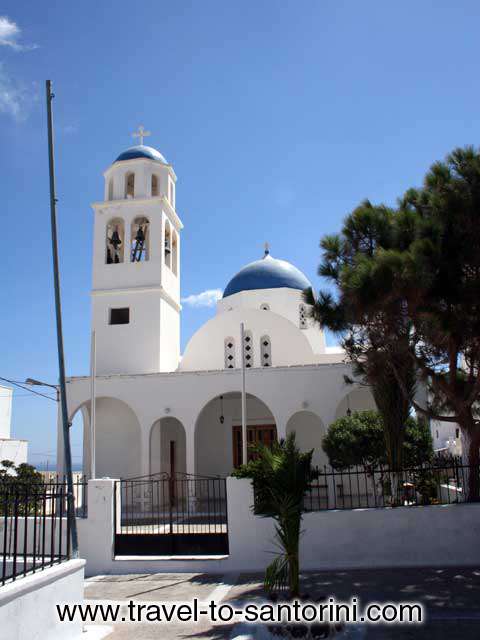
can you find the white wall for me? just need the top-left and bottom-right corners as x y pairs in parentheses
(60, 362), (375, 477)
(0, 559), (85, 640)
(217, 288), (326, 355)
(0, 439), (28, 466)
(70, 478), (480, 576)
(0, 384), (12, 438)
(180, 308), (318, 371)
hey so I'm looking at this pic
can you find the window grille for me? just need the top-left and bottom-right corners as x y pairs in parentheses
(261, 335), (271, 367)
(224, 337), (235, 369)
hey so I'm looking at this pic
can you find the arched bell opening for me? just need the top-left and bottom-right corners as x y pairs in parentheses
(151, 173), (159, 197)
(130, 216), (150, 262)
(106, 217), (125, 264)
(125, 172), (135, 198)
(171, 230), (178, 276)
(164, 220), (172, 268)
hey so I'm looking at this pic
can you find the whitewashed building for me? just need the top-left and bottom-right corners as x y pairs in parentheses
(57, 140), (376, 479)
(0, 385), (28, 467)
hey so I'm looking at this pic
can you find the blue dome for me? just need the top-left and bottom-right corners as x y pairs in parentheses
(223, 254), (312, 298)
(114, 145), (167, 164)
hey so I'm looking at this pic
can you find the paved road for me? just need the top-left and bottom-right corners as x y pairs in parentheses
(84, 566), (480, 639)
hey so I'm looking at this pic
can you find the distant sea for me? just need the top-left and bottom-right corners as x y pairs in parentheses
(31, 462), (83, 472)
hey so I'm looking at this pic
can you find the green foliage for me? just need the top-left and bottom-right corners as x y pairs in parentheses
(310, 146), (480, 500)
(233, 432), (316, 597)
(0, 460), (44, 485)
(322, 411), (433, 470)
(0, 460), (45, 515)
(308, 200), (417, 471)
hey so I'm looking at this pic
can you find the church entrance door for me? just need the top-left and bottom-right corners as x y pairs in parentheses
(232, 424), (277, 467)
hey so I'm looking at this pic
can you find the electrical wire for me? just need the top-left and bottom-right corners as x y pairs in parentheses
(0, 376), (58, 402)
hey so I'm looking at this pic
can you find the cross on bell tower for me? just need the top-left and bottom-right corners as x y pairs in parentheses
(132, 125), (151, 146)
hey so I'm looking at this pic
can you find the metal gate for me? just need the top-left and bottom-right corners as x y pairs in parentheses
(114, 473), (229, 556)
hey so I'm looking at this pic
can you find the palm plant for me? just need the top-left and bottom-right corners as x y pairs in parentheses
(233, 432), (316, 598)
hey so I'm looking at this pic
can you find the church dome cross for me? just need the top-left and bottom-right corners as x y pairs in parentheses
(132, 125), (151, 146)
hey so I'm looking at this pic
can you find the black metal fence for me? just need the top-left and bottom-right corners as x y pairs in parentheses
(115, 473), (229, 555)
(0, 483), (73, 586)
(303, 459), (475, 511)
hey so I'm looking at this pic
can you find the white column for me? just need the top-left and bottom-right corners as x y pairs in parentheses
(186, 425), (195, 476)
(140, 426), (151, 477)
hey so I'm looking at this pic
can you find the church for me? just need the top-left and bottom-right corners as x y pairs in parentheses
(57, 135), (376, 480)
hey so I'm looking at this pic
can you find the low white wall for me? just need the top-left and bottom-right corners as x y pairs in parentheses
(0, 558), (85, 640)
(74, 478), (480, 576)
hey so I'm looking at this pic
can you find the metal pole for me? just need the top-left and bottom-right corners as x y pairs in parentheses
(240, 322), (247, 465)
(45, 80), (79, 557)
(90, 330), (96, 479)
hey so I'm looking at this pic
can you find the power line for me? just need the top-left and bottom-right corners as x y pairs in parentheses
(0, 393), (57, 399)
(0, 376), (57, 402)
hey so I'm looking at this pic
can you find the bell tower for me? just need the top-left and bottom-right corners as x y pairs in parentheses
(91, 129), (182, 375)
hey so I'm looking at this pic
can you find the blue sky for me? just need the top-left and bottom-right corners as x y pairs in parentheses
(1, 1), (479, 469)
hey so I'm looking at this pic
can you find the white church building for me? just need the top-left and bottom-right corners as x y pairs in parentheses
(57, 138), (376, 480)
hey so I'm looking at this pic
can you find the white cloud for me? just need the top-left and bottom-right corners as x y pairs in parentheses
(0, 16), (37, 51)
(181, 289), (223, 308)
(0, 63), (36, 120)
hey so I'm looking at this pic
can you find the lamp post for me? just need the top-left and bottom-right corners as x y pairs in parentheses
(25, 378), (60, 402)
(240, 322), (247, 466)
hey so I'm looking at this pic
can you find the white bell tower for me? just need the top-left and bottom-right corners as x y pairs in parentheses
(91, 129), (182, 375)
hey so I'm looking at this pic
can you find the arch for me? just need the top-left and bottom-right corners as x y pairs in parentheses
(149, 417), (186, 476)
(125, 171), (135, 198)
(130, 216), (150, 262)
(194, 392), (276, 476)
(68, 397), (141, 479)
(106, 217), (125, 264)
(334, 388), (377, 421)
(260, 335), (271, 367)
(172, 230), (178, 276)
(164, 220), (172, 268)
(286, 411), (327, 468)
(151, 173), (159, 197)
(108, 178), (114, 201)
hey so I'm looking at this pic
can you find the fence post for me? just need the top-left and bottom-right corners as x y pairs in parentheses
(82, 479), (118, 575)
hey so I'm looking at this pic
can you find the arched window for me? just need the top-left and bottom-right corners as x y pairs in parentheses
(260, 303), (270, 311)
(130, 216), (149, 262)
(164, 220), (172, 268)
(108, 178), (114, 201)
(151, 174), (159, 197)
(106, 218), (125, 264)
(261, 336), (272, 367)
(125, 172), (135, 198)
(172, 230), (178, 276)
(168, 179), (175, 207)
(299, 303), (308, 329)
(224, 337), (235, 369)
(243, 330), (253, 368)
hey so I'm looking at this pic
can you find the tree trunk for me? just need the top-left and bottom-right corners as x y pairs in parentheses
(461, 426), (480, 502)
